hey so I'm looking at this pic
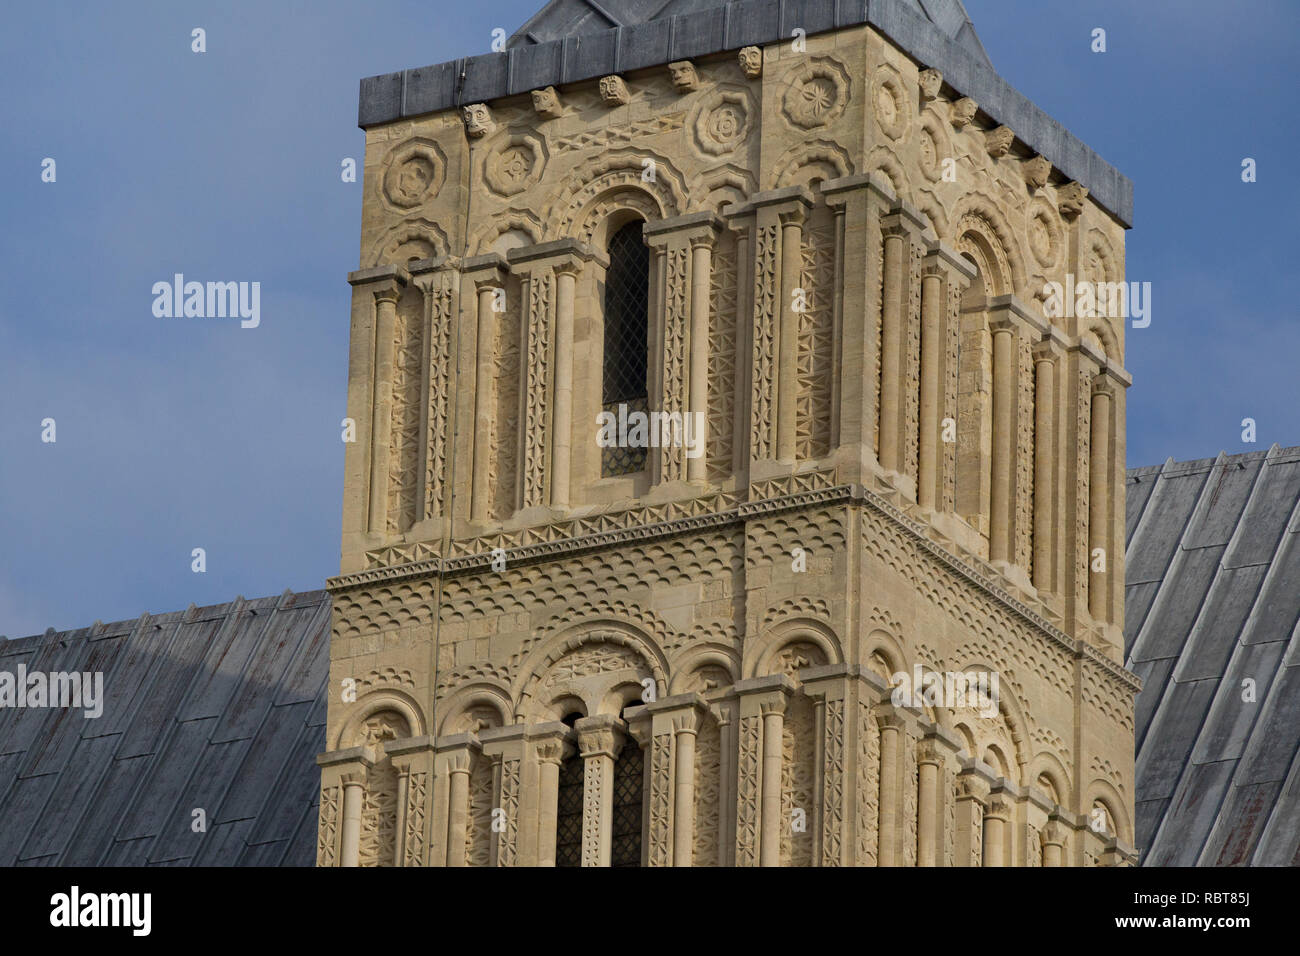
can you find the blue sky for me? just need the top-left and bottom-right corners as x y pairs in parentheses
(1, 0), (1296, 636)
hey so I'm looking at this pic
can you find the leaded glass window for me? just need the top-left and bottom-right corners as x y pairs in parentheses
(602, 220), (650, 477)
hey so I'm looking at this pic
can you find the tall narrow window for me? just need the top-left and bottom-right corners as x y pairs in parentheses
(554, 750), (584, 867)
(610, 737), (645, 867)
(602, 220), (650, 476)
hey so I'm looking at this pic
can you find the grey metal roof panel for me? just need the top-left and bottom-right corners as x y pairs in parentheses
(0, 590), (330, 867)
(1129, 444), (1300, 866)
(1144, 760), (1236, 866)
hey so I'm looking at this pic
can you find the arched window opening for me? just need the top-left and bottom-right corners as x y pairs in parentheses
(602, 220), (650, 477)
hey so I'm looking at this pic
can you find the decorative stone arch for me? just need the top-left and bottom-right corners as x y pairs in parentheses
(867, 146), (912, 205)
(916, 107), (954, 185)
(1085, 779), (1132, 845)
(950, 194), (1026, 297)
(949, 654), (1030, 784)
(1084, 228), (1119, 285)
(438, 682), (514, 736)
(512, 621), (670, 721)
(860, 606), (908, 678)
(668, 642), (741, 695)
(770, 139), (853, 190)
(915, 187), (949, 240)
(468, 207), (544, 256)
(1028, 750), (1073, 807)
(747, 617), (843, 680)
(1081, 319), (1119, 363)
(690, 163), (757, 212)
(543, 150), (687, 244)
(367, 218), (450, 268)
(335, 689), (426, 750)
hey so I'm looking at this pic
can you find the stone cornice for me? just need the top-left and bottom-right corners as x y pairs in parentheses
(328, 478), (1141, 694)
(357, 0), (1131, 227)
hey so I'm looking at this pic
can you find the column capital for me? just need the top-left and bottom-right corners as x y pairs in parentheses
(987, 293), (1048, 335)
(955, 768), (993, 805)
(734, 674), (796, 716)
(881, 202), (929, 238)
(643, 211), (724, 248)
(409, 254), (463, 278)
(724, 184), (814, 225)
(383, 735), (435, 767)
(923, 239), (977, 281)
(347, 263), (410, 290)
(820, 171), (897, 208)
(434, 732), (482, 773)
(461, 252), (511, 286)
(919, 725), (964, 765)
(574, 714), (626, 759)
(1033, 330), (1068, 362)
(316, 745), (376, 772)
(506, 237), (607, 273)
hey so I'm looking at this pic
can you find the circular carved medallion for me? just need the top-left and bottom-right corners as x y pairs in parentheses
(782, 57), (851, 130)
(381, 139), (446, 210)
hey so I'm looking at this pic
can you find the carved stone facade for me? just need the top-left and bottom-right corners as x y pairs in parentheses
(318, 3), (1137, 867)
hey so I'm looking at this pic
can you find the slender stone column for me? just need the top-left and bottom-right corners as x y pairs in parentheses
(316, 746), (375, 868)
(464, 255), (510, 522)
(955, 763), (993, 867)
(777, 207), (805, 462)
(712, 698), (737, 866)
(645, 213), (721, 485)
(983, 794), (1011, 867)
(733, 675), (795, 866)
(551, 262), (580, 508)
(822, 175), (893, 478)
(366, 277), (407, 533)
(669, 710), (699, 866)
(917, 741), (940, 866)
(441, 740), (479, 867)
(735, 188), (812, 467)
(879, 228), (905, 474)
(341, 773), (364, 867)
(505, 240), (598, 511)
(877, 206), (927, 489)
(689, 237), (712, 482)
(989, 319), (1016, 562)
(803, 665), (851, 866)
(386, 736), (435, 867)
(1089, 383), (1113, 621)
(1032, 343), (1058, 590)
(534, 736), (568, 867)
(918, 268), (943, 508)
(759, 697), (786, 866)
(575, 715), (625, 867)
(1042, 819), (1067, 867)
(478, 724), (532, 867)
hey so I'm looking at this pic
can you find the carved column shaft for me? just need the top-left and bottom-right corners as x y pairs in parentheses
(340, 777), (364, 867)
(823, 176), (890, 471)
(919, 270), (943, 509)
(1033, 348), (1058, 590)
(990, 322), (1016, 562)
(551, 265), (578, 508)
(368, 281), (404, 532)
(777, 212), (804, 462)
(469, 263), (507, 522)
(576, 715), (624, 867)
(879, 230), (905, 474)
(689, 239), (712, 482)
(760, 707), (784, 866)
(1089, 386), (1113, 621)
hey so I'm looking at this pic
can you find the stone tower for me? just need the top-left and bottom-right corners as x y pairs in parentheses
(316, 0), (1139, 867)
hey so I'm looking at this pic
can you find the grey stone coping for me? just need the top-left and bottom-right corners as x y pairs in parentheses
(358, 0), (1132, 227)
